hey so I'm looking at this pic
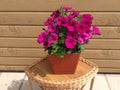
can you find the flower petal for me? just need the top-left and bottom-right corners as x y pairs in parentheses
(92, 26), (101, 35)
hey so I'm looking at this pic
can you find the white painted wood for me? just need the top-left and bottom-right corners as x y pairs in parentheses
(106, 74), (120, 90)
(89, 74), (109, 90)
(0, 72), (25, 90)
(21, 76), (41, 90)
(0, 73), (120, 90)
(0, 72), (2, 76)
(82, 80), (90, 90)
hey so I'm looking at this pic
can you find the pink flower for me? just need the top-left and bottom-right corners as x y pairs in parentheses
(65, 36), (77, 49)
(37, 31), (48, 43)
(43, 40), (51, 48)
(78, 33), (90, 44)
(47, 25), (58, 33)
(71, 10), (80, 17)
(51, 10), (60, 19)
(50, 33), (58, 42)
(43, 33), (58, 48)
(81, 14), (93, 28)
(86, 30), (92, 39)
(82, 14), (93, 20)
(37, 6), (101, 56)
(81, 18), (92, 27)
(44, 17), (54, 26)
(66, 20), (78, 31)
(67, 31), (78, 38)
(77, 23), (87, 34)
(92, 26), (101, 35)
(43, 34), (57, 48)
(62, 6), (72, 11)
(47, 26), (54, 32)
(57, 16), (67, 26)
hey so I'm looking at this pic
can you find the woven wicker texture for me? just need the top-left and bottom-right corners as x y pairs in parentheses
(25, 56), (98, 90)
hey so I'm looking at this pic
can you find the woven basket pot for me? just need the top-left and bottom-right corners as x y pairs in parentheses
(48, 53), (80, 74)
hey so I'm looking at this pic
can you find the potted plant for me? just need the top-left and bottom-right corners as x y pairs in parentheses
(37, 6), (100, 74)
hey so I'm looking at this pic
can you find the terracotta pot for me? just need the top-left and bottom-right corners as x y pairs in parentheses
(48, 53), (80, 74)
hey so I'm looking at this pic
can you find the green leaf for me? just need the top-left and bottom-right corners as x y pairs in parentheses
(76, 15), (82, 22)
(51, 43), (58, 48)
(59, 7), (66, 16)
(56, 46), (66, 58)
(58, 37), (65, 44)
(77, 43), (84, 51)
(80, 45), (84, 51)
(50, 49), (57, 54)
(59, 33), (64, 37)
(66, 50), (72, 54)
(58, 54), (64, 58)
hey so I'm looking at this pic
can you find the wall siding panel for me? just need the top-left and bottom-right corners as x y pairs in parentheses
(0, 38), (120, 49)
(0, 26), (120, 38)
(0, 0), (119, 11)
(0, 0), (119, 73)
(0, 48), (119, 60)
(0, 12), (120, 26)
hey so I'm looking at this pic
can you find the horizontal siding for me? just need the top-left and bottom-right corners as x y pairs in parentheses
(0, 48), (120, 60)
(0, 38), (119, 49)
(0, 65), (26, 71)
(91, 60), (120, 68)
(0, 0), (119, 11)
(0, 12), (120, 26)
(0, 26), (120, 38)
(0, 57), (42, 65)
(99, 68), (120, 73)
(0, 48), (47, 57)
(82, 50), (120, 60)
(0, 57), (119, 68)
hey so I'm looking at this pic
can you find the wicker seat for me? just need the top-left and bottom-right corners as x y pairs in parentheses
(25, 56), (98, 90)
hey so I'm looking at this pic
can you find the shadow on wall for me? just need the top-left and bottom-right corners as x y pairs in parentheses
(7, 78), (41, 90)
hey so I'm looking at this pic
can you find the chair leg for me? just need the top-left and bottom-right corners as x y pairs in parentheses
(90, 77), (95, 90)
(41, 86), (45, 90)
(28, 77), (33, 90)
(80, 85), (85, 90)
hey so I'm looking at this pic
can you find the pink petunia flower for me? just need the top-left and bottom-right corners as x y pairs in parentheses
(77, 23), (87, 34)
(71, 10), (80, 18)
(85, 30), (92, 39)
(43, 34), (58, 48)
(43, 40), (51, 48)
(47, 25), (58, 33)
(37, 31), (48, 43)
(44, 17), (54, 26)
(37, 7), (101, 56)
(66, 20), (78, 32)
(62, 6), (72, 11)
(67, 31), (78, 38)
(51, 10), (60, 19)
(57, 16), (68, 26)
(82, 14), (93, 20)
(78, 33), (90, 44)
(81, 18), (92, 27)
(50, 33), (58, 42)
(92, 26), (101, 35)
(81, 14), (93, 28)
(65, 36), (77, 49)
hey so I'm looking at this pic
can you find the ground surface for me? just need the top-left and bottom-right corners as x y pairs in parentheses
(0, 72), (120, 90)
